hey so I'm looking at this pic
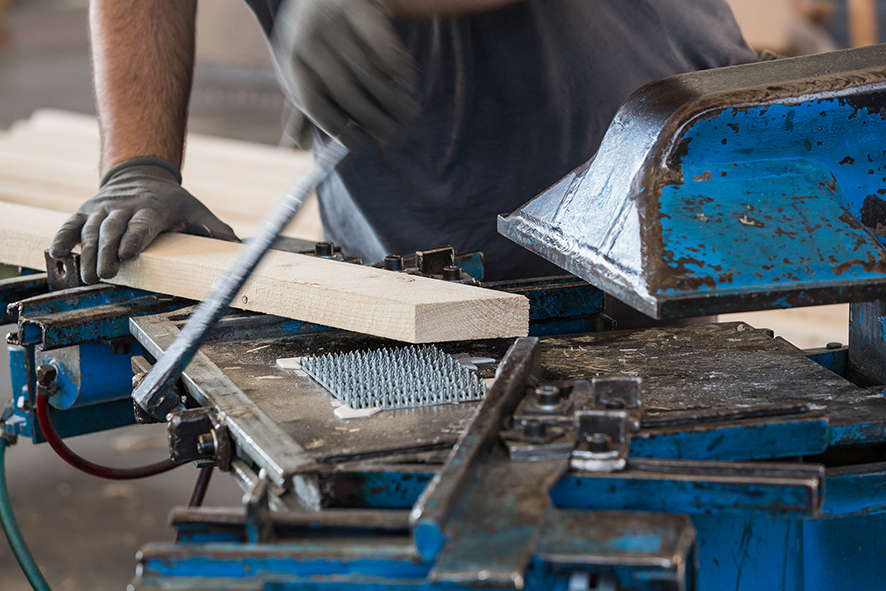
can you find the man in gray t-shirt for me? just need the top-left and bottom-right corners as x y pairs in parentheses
(51, 0), (755, 284)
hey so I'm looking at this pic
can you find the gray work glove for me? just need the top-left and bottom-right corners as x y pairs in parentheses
(270, 0), (419, 145)
(49, 157), (238, 284)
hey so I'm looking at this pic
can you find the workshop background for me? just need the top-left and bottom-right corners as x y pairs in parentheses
(0, 0), (876, 589)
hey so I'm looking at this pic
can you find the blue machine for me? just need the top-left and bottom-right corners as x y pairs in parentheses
(5, 44), (886, 591)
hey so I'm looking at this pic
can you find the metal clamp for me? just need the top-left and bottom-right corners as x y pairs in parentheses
(571, 410), (630, 472)
(503, 376), (640, 469)
(592, 375), (643, 431)
(44, 250), (84, 291)
(502, 380), (589, 461)
(167, 407), (233, 471)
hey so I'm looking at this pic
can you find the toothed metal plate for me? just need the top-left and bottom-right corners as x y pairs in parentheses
(301, 345), (487, 410)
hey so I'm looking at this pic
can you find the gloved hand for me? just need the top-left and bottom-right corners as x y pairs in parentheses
(49, 157), (239, 284)
(271, 0), (419, 145)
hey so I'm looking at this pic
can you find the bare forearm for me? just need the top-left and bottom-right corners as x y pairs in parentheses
(90, 0), (197, 175)
(386, 0), (524, 18)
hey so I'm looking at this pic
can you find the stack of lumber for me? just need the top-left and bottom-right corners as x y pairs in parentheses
(0, 109), (323, 241)
(0, 110), (528, 343)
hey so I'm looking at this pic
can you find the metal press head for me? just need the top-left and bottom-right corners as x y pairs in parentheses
(500, 44), (886, 319)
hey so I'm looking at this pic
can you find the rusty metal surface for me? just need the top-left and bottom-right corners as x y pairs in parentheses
(201, 333), (511, 466)
(536, 510), (695, 571)
(426, 444), (567, 588)
(500, 44), (886, 318)
(171, 507), (411, 532)
(538, 322), (886, 446)
(410, 338), (540, 559)
(132, 310), (516, 476)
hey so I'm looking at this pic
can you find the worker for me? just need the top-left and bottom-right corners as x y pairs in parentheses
(49, 0), (756, 286)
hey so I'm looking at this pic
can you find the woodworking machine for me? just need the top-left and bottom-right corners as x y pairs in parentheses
(5, 44), (886, 591)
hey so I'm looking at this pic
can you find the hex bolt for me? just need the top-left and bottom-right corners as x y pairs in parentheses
(585, 432), (612, 453)
(535, 384), (561, 407)
(384, 254), (404, 271)
(35, 365), (57, 385)
(523, 421), (547, 438)
(314, 241), (335, 258)
(827, 342), (843, 350)
(196, 432), (217, 457)
(442, 265), (461, 281)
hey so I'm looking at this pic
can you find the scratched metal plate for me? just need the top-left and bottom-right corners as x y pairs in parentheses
(133, 310), (885, 487)
(199, 331), (513, 466)
(129, 310), (515, 475)
(538, 322), (886, 446)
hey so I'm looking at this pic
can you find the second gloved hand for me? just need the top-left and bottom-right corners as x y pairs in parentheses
(271, 0), (420, 145)
(49, 157), (239, 284)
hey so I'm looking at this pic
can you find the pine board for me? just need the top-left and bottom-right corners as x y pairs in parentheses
(0, 201), (529, 343)
(0, 110), (324, 241)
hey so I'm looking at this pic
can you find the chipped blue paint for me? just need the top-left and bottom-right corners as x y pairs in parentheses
(819, 463), (886, 517)
(550, 474), (815, 518)
(660, 160), (885, 295)
(630, 419), (829, 461)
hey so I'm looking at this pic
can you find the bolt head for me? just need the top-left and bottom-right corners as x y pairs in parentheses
(314, 241), (335, 258)
(523, 421), (547, 438)
(585, 432), (612, 453)
(535, 385), (560, 406)
(442, 265), (461, 281)
(35, 365), (57, 384)
(384, 254), (404, 271)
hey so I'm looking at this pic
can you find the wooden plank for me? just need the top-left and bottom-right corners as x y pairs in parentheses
(0, 110), (324, 241)
(0, 201), (528, 343)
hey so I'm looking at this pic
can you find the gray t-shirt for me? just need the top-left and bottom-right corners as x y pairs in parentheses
(246, 0), (756, 280)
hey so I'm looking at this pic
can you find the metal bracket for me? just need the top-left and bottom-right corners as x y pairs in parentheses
(571, 410), (630, 472)
(167, 407), (233, 470)
(44, 250), (83, 291)
(503, 377), (640, 470)
(592, 376), (643, 431)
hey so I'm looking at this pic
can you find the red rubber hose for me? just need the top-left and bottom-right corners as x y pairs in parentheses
(35, 392), (181, 480)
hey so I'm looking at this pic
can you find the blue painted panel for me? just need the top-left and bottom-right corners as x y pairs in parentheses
(457, 252), (485, 282)
(137, 557), (570, 591)
(550, 475), (814, 518)
(806, 347), (848, 377)
(4, 345), (32, 439)
(659, 160), (883, 297)
(655, 98), (886, 300)
(828, 421), (886, 446)
(631, 419), (829, 461)
(803, 512), (886, 591)
(528, 317), (604, 337)
(693, 515), (803, 591)
(15, 285), (150, 319)
(324, 471), (433, 510)
(819, 463), (886, 517)
(47, 341), (141, 409)
(680, 100), (886, 245)
(139, 544), (432, 580)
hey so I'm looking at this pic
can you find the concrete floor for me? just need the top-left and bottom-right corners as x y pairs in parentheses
(0, 1), (288, 589)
